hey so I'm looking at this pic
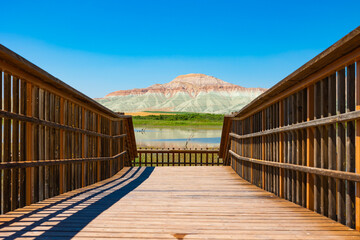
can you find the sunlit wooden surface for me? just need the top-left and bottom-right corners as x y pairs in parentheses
(0, 166), (359, 239)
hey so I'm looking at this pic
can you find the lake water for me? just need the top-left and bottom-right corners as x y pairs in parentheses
(135, 126), (222, 149)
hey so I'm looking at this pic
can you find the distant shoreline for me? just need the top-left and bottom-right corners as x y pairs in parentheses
(132, 112), (224, 127)
(133, 121), (223, 127)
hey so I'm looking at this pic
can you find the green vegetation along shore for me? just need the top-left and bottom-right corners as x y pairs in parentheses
(132, 112), (224, 127)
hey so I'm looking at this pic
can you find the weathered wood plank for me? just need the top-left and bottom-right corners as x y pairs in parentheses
(0, 167), (359, 239)
(229, 150), (360, 182)
(32, 86), (39, 203)
(229, 110), (360, 140)
(19, 79), (26, 208)
(0, 47), (135, 218)
(320, 78), (328, 217)
(356, 61), (360, 231)
(11, 76), (20, 211)
(328, 73), (336, 220)
(337, 68), (346, 225)
(2, 72), (11, 214)
(346, 63), (356, 228)
(0, 109), (115, 138)
(306, 85), (314, 211)
(25, 82), (33, 206)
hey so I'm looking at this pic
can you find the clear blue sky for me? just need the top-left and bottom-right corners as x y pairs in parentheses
(1, 0), (359, 98)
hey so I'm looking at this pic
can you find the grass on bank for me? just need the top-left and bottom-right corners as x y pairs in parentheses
(132, 112), (224, 127)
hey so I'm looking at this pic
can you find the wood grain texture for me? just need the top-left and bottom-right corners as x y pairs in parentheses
(0, 51), (135, 215)
(356, 61), (360, 231)
(3, 72), (11, 213)
(229, 109), (360, 140)
(220, 28), (360, 233)
(136, 149), (220, 167)
(0, 166), (359, 239)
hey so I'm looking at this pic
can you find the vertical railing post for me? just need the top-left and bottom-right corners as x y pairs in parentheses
(120, 122), (123, 168)
(355, 61), (360, 230)
(231, 119), (235, 171)
(241, 121), (245, 178)
(328, 73), (337, 219)
(11, 76), (19, 210)
(26, 82), (33, 206)
(139, 149), (142, 167)
(3, 72), (11, 213)
(123, 118), (133, 166)
(345, 64), (356, 228)
(261, 110), (266, 189)
(226, 117), (233, 166)
(0, 70), (3, 212)
(250, 116), (253, 183)
(97, 115), (101, 181)
(279, 100), (285, 198)
(118, 121), (122, 169)
(59, 98), (64, 194)
(81, 108), (86, 187)
(109, 120), (113, 176)
(337, 69), (346, 224)
(306, 85), (315, 210)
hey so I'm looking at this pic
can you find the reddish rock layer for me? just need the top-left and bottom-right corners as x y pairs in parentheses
(104, 73), (266, 98)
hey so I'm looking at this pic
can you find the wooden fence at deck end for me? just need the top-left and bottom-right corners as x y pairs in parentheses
(134, 148), (221, 166)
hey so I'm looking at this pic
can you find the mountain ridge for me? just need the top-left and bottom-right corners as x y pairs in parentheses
(96, 73), (266, 114)
(105, 73), (265, 99)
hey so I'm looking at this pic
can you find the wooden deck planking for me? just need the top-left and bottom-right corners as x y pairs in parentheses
(0, 166), (359, 239)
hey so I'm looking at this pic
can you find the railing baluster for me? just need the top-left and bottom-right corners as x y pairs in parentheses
(219, 29), (360, 232)
(25, 82), (33, 206)
(306, 86), (314, 210)
(0, 47), (137, 213)
(320, 78), (328, 216)
(3, 72), (11, 213)
(135, 149), (221, 167)
(19, 79), (26, 208)
(337, 68), (346, 224)
(355, 61), (360, 231)
(346, 63), (356, 228)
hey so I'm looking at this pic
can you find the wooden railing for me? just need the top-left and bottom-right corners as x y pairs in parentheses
(220, 26), (360, 230)
(0, 45), (137, 214)
(134, 148), (221, 166)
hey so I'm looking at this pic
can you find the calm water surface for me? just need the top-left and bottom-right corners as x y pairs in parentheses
(135, 126), (222, 148)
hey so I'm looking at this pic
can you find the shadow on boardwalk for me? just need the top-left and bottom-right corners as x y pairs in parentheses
(1, 167), (154, 239)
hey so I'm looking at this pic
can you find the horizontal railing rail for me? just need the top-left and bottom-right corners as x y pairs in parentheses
(229, 110), (360, 139)
(0, 151), (128, 169)
(0, 109), (129, 138)
(0, 44), (137, 214)
(134, 148), (221, 166)
(229, 150), (360, 183)
(220, 26), (360, 231)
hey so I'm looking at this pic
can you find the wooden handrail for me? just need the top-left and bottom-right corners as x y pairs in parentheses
(229, 150), (360, 182)
(0, 45), (121, 119)
(0, 45), (137, 214)
(220, 26), (360, 231)
(0, 151), (127, 169)
(0, 109), (128, 138)
(229, 109), (360, 139)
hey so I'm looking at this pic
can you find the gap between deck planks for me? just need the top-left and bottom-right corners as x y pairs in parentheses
(0, 167), (359, 239)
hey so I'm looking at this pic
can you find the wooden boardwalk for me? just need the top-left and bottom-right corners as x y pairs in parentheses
(0, 167), (359, 239)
